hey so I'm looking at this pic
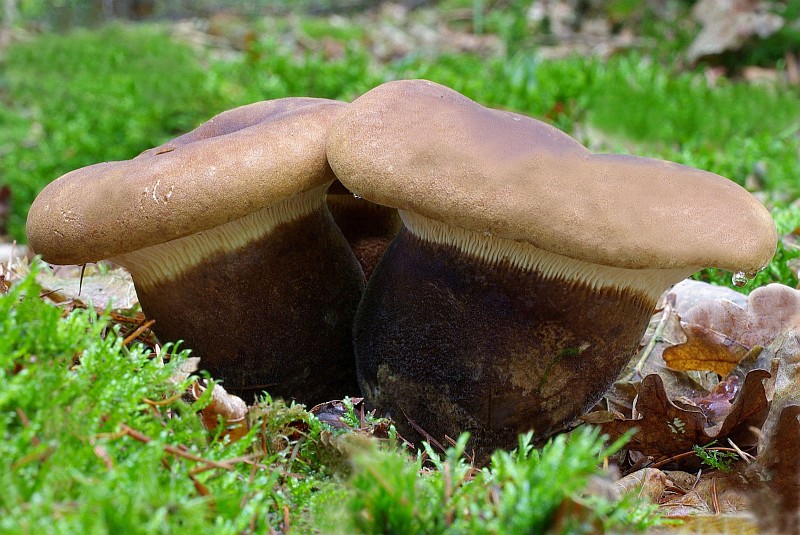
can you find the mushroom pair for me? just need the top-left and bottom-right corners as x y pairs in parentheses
(26, 98), (367, 404)
(27, 81), (777, 458)
(325, 80), (777, 457)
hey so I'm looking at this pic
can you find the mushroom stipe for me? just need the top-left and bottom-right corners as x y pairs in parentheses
(130, 202), (364, 404)
(326, 180), (402, 280)
(356, 222), (665, 460)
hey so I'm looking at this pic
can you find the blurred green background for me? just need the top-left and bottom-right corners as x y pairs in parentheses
(2, 0), (800, 288)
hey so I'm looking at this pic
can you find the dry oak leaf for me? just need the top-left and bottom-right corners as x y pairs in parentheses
(599, 369), (770, 458)
(659, 470), (752, 516)
(765, 405), (800, 533)
(663, 284), (800, 376)
(36, 264), (138, 310)
(311, 398), (365, 430)
(750, 405), (800, 534)
(748, 332), (800, 533)
(611, 467), (667, 503)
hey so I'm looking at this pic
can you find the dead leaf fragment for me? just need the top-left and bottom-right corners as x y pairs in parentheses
(687, 0), (784, 63)
(599, 369), (770, 459)
(752, 405), (800, 534)
(612, 467), (667, 502)
(659, 470), (752, 516)
(311, 398), (364, 430)
(192, 382), (249, 443)
(36, 265), (138, 310)
(663, 284), (800, 376)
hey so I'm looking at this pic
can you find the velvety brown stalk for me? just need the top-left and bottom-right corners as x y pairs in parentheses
(326, 180), (402, 279)
(355, 228), (654, 459)
(136, 208), (363, 404)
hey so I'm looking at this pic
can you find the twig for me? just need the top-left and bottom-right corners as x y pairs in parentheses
(15, 407), (40, 447)
(403, 411), (444, 453)
(283, 504), (291, 534)
(726, 438), (755, 463)
(78, 263), (86, 295)
(622, 294), (675, 381)
(122, 318), (155, 346)
(649, 446), (742, 469)
(710, 477), (720, 514)
(142, 392), (186, 407)
(114, 423), (236, 470)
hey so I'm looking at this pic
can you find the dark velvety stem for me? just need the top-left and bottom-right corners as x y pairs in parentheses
(355, 227), (655, 462)
(326, 182), (402, 280)
(136, 208), (365, 405)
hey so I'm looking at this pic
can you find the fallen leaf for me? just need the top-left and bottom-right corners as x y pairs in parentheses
(311, 398), (365, 430)
(692, 373), (742, 423)
(686, 0), (784, 63)
(663, 299), (750, 375)
(659, 470), (752, 516)
(663, 284), (800, 376)
(765, 405), (800, 532)
(758, 331), (800, 450)
(668, 279), (748, 316)
(612, 467), (667, 502)
(36, 264), (138, 310)
(751, 405), (800, 534)
(192, 381), (249, 443)
(599, 369), (770, 459)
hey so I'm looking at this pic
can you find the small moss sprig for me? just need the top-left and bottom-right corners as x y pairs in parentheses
(692, 441), (741, 472)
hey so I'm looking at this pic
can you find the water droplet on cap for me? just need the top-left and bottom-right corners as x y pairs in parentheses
(732, 271), (748, 287)
(352, 193), (362, 199)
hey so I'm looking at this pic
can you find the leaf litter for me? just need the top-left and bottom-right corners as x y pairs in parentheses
(588, 281), (800, 530)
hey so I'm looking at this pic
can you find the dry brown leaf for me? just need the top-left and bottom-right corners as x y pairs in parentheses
(751, 405), (800, 534)
(662, 299), (749, 375)
(663, 284), (800, 376)
(748, 331), (800, 533)
(686, 0), (784, 63)
(659, 470), (752, 516)
(310, 398), (364, 430)
(667, 279), (748, 316)
(36, 264), (138, 310)
(758, 331), (800, 457)
(599, 369), (770, 459)
(612, 467), (667, 502)
(192, 381), (249, 443)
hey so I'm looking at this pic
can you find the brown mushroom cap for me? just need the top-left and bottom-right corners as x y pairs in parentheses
(327, 79), (776, 275)
(27, 98), (346, 266)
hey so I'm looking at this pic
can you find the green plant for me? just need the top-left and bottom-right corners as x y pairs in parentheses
(337, 427), (660, 534)
(0, 266), (321, 533)
(692, 441), (741, 472)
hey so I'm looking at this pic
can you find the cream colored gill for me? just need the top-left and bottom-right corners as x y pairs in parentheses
(399, 210), (698, 304)
(114, 184), (328, 289)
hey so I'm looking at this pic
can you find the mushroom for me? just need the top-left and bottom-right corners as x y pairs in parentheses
(27, 98), (365, 404)
(326, 179), (402, 279)
(326, 79), (777, 458)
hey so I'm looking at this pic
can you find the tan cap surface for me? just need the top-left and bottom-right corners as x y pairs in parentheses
(327, 79), (777, 272)
(27, 98), (346, 265)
